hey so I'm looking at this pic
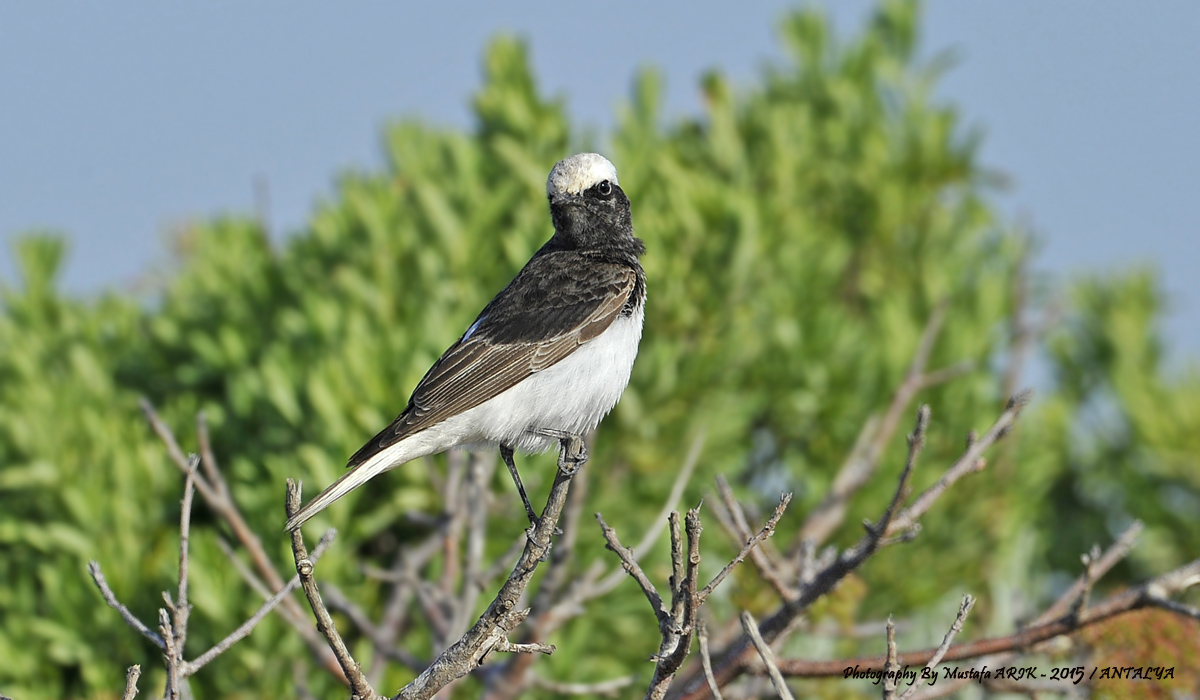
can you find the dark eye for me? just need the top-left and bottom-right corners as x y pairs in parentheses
(595, 180), (612, 197)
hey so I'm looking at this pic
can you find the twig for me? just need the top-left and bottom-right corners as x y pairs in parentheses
(712, 477), (794, 601)
(882, 616), (898, 699)
(530, 673), (637, 696)
(159, 608), (181, 699)
(394, 436), (586, 700)
(491, 640), (555, 655)
(185, 530), (336, 676)
(800, 303), (970, 546)
(121, 664), (141, 700)
(772, 555), (1200, 677)
(699, 493), (791, 605)
(216, 537), (273, 600)
(697, 623), (723, 700)
(671, 398), (1031, 700)
(323, 583), (426, 672)
(1148, 596), (1200, 620)
(596, 513), (667, 626)
(872, 406), (930, 538)
(886, 391), (1031, 536)
(896, 595), (974, 700)
(286, 480), (380, 700)
(140, 401), (346, 681)
(644, 508), (704, 700)
(87, 562), (166, 649)
(740, 611), (793, 700)
(173, 456), (200, 653)
(1069, 544), (1102, 622)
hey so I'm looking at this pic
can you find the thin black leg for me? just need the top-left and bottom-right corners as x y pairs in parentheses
(499, 444), (539, 527)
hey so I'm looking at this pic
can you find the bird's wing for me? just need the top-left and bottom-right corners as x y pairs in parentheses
(347, 257), (636, 468)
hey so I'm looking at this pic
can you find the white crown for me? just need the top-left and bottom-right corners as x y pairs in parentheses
(546, 153), (619, 198)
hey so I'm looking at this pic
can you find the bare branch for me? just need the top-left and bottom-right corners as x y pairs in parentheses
(644, 507), (704, 700)
(699, 493), (791, 604)
(872, 405), (930, 538)
(286, 480), (381, 700)
(882, 616), (898, 699)
(639, 433), (706, 561)
(1037, 520), (1143, 623)
(886, 391), (1031, 536)
(87, 561), (166, 650)
(158, 608), (181, 699)
(773, 556), (1200, 677)
(896, 595), (974, 700)
(697, 622), (723, 700)
(596, 513), (667, 626)
(587, 434), (705, 602)
(1068, 544), (1102, 622)
(740, 611), (793, 700)
(394, 436), (586, 700)
(800, 302), (970, 545)
(530, 673), (637, 697)
(185, 530), (336, 677)
(195, 411), (227, 500)
(1148, 596), (1200, 621)
(121, 665), (141, 700)
(712, 477), (793, 601)
(173, 455), (200, 652)
(490, 640), (556, 655)
(323, 583), (426, 672)
(141, 401), (346, 681)
(671, 398), (1032, 700)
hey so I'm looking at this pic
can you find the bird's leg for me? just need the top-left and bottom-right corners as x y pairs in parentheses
(499, 445), (539, 528)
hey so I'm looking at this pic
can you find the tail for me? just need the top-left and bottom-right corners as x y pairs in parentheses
(285, 437), (425, 531)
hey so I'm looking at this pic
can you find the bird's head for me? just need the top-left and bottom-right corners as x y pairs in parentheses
(546, 153), (636, 251)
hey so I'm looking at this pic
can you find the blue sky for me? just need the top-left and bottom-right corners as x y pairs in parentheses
(1, 1), (1197, 356)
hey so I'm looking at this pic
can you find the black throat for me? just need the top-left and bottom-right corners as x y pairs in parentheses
(546, 184), (646, 269)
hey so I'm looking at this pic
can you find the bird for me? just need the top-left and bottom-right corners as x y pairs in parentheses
(285, 153), (646, 532)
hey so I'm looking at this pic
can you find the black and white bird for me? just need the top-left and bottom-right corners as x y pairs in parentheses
(285, 153), (646, 531)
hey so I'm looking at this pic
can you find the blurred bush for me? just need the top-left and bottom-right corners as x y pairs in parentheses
(1, 1), (1196, 697)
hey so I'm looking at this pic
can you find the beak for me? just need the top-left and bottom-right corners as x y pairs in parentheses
(550, 192), (585, 207)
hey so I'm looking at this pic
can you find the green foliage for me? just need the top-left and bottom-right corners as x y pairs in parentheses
(0, 2), (1195, 697)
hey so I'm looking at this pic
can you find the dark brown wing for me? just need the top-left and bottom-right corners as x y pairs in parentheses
(348, 257), (636, 468)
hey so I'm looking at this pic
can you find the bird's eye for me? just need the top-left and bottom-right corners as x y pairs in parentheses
(595, 180), (612, 197)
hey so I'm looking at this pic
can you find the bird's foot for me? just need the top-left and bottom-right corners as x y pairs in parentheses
(536, 430), (588, 475)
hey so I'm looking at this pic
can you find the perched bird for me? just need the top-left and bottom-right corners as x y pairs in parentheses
(285, 153), (646, 531)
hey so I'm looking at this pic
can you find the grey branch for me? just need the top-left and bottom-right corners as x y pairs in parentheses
(670, 397), (1031, 700)
(87, 561), (166, 650)
(140, 401), (346, 681)
(882, 617), (898, 699)
(530, 673), (637, 696)
(896, 595), (974, 700)
(121, 665), (141, 700)
(696, 622), (723, 700)
(740, 611), (793, 700)
(394, 436), (587, 700)
(711, 476), (793, 601)
(800, 302), (972, 546)
(596, 513), (667, 625)
(185, 530), (335, 676)
(286, 480), (381, 700)
(173, 456), (200, 654)
(700, 493), (791, 605)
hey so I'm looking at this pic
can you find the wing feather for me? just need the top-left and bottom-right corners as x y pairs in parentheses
(347, 264), (636, 468)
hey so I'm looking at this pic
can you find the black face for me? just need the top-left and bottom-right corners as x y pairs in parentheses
(548, 179), (634, 252)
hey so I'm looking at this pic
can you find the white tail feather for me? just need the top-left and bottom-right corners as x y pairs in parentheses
(285, 436), (431, 531)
